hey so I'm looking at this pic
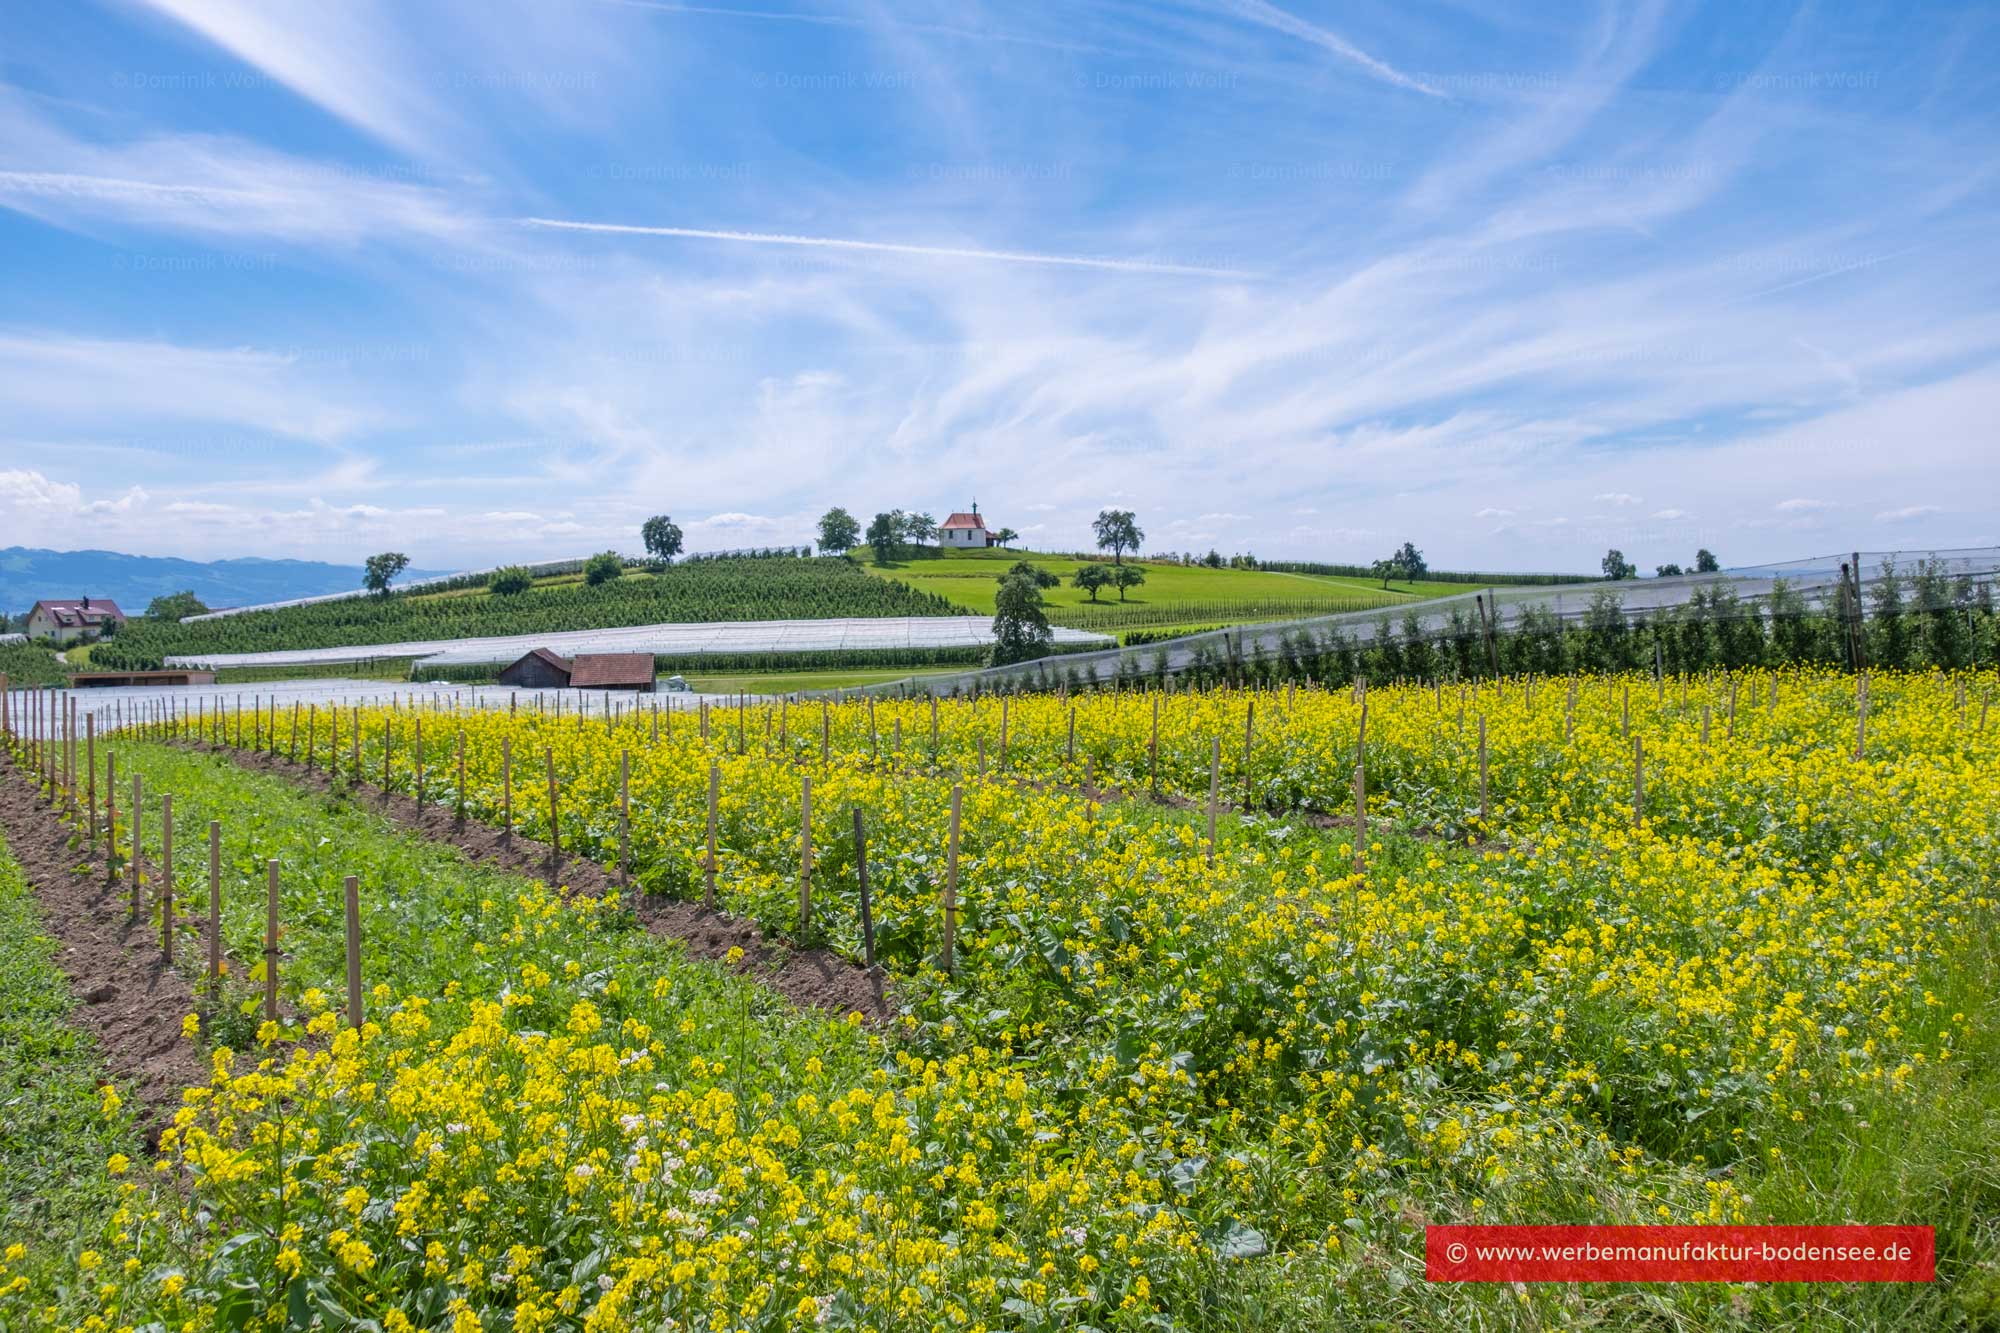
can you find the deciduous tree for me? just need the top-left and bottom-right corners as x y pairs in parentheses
(363, 552), (410, 595)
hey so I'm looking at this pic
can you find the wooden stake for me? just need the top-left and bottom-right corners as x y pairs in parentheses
(264, 859), (280, 1021)
(344, 875), (363, 1029)
(1855, 674), (1868, 760)
(1242, 700), (1255, 810)
(1149, 695), (1160, 797)
(798, 773), (813, 935)
(942, 785), (961, 975)
(544, 748), (561, 875)
(1352, 764), (1366, 873)
(1206, 737), (1220, 866)
(1477, 716), (1489, 824)
(618, 750), (631, 888)
(704, 764), (719, 910)
(456, 730), (467, 820)
(105, 754), (118, 886)
(160, 794), (175, 959)
(1066, 707), (1075, 763)
(852, 806), (876, 970)
(501, 738), (513, 837)
(86, 715), (97, 846)
(306, 705), (317, 770)
(207, 822), (222, 982)
(1632, 736), (1645, 827)
(130, 774), (144, 917)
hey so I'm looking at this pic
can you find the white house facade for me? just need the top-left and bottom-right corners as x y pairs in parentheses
(939, 508), (996, 548)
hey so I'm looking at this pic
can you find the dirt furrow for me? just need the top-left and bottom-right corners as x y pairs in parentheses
(0, 757), (209, 1145)
(179, 743), (894, 1023)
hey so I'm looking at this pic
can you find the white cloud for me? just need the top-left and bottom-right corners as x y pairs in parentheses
(1651, 508), (1687, 519)
(1474, 506), (1514, 519)
(1875, 504), (1941, 522)
(130, 0), (453, 157)
(1593, 492), (1642, 506)
(1775, 498), (1835, 514)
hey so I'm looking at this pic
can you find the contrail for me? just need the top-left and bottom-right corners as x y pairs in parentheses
(519, 217), (1256, 278)
(1218, 0), (1443, 98)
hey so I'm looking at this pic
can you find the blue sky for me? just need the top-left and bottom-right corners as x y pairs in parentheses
(1, 0), (1995, 573)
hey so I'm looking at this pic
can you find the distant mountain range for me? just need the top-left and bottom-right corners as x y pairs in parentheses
(0, 547), (457, 620)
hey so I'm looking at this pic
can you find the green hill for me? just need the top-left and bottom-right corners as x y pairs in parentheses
(95, 555), (958, 667)
(856, 548), (1440, 636)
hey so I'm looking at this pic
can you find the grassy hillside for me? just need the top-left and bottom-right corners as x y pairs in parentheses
(857, 547), (1437, 632)
(97, 556), (958, 666)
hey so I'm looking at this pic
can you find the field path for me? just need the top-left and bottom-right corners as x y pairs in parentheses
(0, 758), (210, 1143)
(179, 742), (895, 1023)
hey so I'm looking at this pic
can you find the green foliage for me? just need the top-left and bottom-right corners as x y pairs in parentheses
(1071, 562), (1115, 602)
(78, 641), (164, 672)
(1092, 509), (1143, 564)
(1696, 549), (1720, 573)
(1112, 563), (1146, 601)
(1601, 549), (1637, 580)
(1259, 560), (1589, 585)
(641, 515), (685, 562)
(144, 589), (209, 620)
(866, 511), (905, 563)
(486, 566), (534, 595)
(108, 557), (959, 660)
(817, 507), (861, 554)
(362, 552), (410, 595)
(991, 571), (1053, 664)
(0, 640), (69, 687)
(583, 551), (624, 586)
(1001, 560), (1059, 590)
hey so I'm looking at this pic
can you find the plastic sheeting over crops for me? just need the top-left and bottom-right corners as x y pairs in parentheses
(161, 616), (1110, 671)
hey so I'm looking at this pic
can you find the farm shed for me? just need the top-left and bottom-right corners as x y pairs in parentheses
(568, 652), (657, 692)
(70, 669), (216, 688)
(497, 648), (574, 688)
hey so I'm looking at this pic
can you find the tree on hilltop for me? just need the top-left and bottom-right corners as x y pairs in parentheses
(363, 552), (410, 595)
(641, 515), (685, 563)
(818, 507), (861, 554)
(1092, 510), (1143, 565)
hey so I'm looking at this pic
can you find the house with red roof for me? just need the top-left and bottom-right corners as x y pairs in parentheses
(26, 597), (126, 645)
(939, 504), (999, 549)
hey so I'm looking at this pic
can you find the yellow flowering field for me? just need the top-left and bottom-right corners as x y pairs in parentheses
(4, 666), (1996, 1328)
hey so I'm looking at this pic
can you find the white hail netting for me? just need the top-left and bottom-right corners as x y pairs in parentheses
(162, 617), (1111, 670)
(846, 547), (2000, 697)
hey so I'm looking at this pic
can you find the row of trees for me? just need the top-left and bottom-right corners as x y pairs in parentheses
(978, 560), (1997, 688)
(1602, 548), (1721, 580)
